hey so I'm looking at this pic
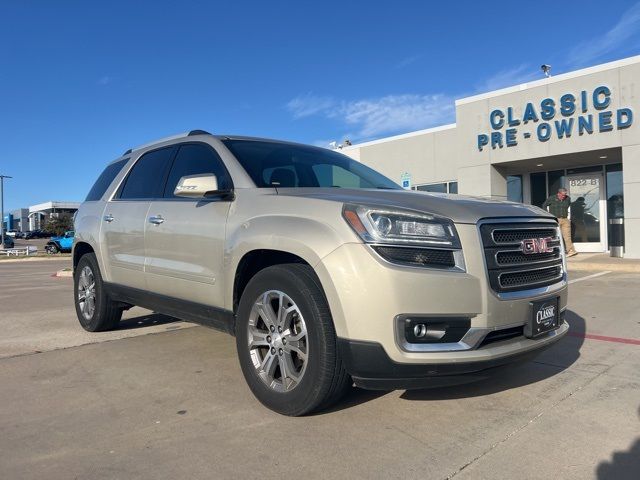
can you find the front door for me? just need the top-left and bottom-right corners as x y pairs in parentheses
(567, 172), (606, 252)
(144, 142), (233, 308)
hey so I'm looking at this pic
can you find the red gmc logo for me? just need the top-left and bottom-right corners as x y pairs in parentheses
(521, 237), (554, 254)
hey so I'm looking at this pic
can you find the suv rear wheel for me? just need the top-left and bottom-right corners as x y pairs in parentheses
(235, 264), (351, 416)
(74, 253), (123, 332)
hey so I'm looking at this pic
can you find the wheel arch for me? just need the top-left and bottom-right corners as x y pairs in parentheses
(232, 249), (318, 314)
(73, 241), (95, 269)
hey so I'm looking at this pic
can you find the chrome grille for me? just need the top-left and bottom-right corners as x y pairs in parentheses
(492, 228), (557, 244)
(499, 265), (563, 288)
(495, 245), (560, 266)
(480, 221), (564, 293)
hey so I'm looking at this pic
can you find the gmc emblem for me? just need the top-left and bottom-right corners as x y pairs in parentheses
(520, 237), (554, 254)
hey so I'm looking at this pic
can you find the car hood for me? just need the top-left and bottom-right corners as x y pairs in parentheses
(276, 188), (553, 224)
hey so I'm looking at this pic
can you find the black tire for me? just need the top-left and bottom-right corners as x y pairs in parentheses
(235, 263), (351, 416)
(46, 243), (59, 254)
(74, 252), (123, 332)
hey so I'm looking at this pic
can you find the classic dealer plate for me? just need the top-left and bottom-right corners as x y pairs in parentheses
(526, 297), (560, 338)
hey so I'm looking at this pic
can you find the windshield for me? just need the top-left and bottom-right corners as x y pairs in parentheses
(222, 139), (401, 190)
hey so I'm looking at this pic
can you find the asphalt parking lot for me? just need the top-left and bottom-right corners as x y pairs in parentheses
(1, 260), (638, 479)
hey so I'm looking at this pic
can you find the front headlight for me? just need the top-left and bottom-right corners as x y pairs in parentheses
(342, 204), (461, 248)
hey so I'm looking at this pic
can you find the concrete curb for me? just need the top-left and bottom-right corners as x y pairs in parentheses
(54, 269), (73, 278)
(567, 262), (640, 273)
(0, 255), (72, 264)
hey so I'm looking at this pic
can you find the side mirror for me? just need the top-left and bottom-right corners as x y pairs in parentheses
(174, 174), (223, 198)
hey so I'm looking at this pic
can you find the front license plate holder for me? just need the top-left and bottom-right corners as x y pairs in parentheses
(526, 297), (559, 338)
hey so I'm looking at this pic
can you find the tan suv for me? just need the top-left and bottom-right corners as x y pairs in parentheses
(73, 130), (569, 416)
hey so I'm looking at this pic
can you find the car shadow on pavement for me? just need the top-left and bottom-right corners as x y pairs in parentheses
(325, 310), (586, 412)
(596, 406), (640, 480)
(596, 437), (640, 480)
(116, 312), (180, 330)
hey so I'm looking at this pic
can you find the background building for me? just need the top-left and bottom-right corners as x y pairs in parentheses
(27, 201), (80, 231)
(341, 55), (639, 258)
(4, 208), (29, 232)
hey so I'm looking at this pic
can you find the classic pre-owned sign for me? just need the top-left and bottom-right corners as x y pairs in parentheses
(477, 86), (634, 151)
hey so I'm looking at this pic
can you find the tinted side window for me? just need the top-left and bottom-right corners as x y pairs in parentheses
(119, 147), (175, 200)
(163, 144), (232, 198)
(221, 139), (399, 190)
(85, 159), (128, 201)
(311, 164), (370, 188)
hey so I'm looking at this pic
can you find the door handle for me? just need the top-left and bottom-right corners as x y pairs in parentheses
(103, 214), (114, 223)
(149, 215), (165, 225)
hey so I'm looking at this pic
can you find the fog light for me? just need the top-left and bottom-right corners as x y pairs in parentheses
(413, 323), (427, 338)
(401, 316), (471, 344)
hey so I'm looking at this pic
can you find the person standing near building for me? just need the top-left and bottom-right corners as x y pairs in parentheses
(542, 188), (577, 257)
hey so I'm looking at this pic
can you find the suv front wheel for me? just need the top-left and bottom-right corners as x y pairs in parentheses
(235, 264), (351, 416)
(74, 253), (123, 332)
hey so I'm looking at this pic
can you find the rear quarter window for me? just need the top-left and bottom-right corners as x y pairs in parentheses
(85, 159), (129, 201)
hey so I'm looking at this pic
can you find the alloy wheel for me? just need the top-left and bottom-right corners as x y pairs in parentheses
(77, 266), (96, 321)
(247, 290), (309, 392)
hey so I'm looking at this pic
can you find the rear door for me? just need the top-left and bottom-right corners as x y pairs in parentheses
(101, 146), (175, 289)
(145, 142), (233, 307)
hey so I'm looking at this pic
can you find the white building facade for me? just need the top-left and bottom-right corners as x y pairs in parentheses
(28, 201), (80, 231)
(342, 56), (640, 258)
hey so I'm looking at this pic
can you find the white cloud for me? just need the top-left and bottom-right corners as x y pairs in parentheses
(287, 93), (454, 139)
(474, 63), (536, 92)
(339, 94), (455, 137)
(286, 93), (336, 119)
(568, 2), (640, 67)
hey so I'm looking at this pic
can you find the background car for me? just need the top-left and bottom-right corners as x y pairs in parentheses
(26, 229), (49, 239)
(2, 236), (15, 249)
(45, 230), (74, 254)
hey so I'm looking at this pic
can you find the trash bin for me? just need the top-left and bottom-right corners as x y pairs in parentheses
(609, 218), (624, 258)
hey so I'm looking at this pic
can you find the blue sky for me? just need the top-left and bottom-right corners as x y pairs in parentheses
(1, 0), (640, 211)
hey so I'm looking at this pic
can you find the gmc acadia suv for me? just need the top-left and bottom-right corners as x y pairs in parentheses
(73, 130), (569, 416)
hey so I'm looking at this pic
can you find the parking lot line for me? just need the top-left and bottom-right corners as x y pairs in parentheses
(568, 332), (640, 346)
(568, 271), (611, 284)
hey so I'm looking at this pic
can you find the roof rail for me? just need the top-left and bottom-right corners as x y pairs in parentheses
(122, 130), (211, 156)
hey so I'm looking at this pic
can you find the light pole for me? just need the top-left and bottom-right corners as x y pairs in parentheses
(0, 174), (12, 248)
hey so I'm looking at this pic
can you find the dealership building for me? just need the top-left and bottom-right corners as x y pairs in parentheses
(341, 55), (639, 258)
(3, 201), (80, 232)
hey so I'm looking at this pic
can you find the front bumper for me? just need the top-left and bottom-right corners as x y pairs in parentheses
(314, 222), (569, 372)
(338, 320), (568, 390)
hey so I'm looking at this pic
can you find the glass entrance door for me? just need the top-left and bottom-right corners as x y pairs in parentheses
(567, 173), (606, 252)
